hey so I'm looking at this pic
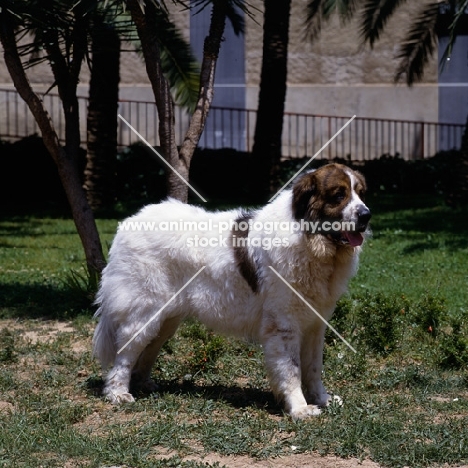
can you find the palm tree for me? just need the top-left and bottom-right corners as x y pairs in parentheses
(252, 0), (292, 201)
(304, 0), (468, 84)
(1, 0), (251, 278)
(84, 2), (200, 211)
(85, 13), (121, 212)
(305, 0), (468, 205)
(0, 0), (106, 275)
(127, 0), (247, 203)
(0, 0), (203, 275)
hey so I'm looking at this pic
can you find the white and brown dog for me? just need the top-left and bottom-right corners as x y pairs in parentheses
(93, 163), (371, 419)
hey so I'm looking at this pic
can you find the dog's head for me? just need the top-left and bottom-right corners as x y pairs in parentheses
(292, 163), (371, 247)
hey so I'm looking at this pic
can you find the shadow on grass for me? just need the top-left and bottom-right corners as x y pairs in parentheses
(367, 195), (468, 252)
(85, 375), (282, 416)
(0, 282), (94, 320)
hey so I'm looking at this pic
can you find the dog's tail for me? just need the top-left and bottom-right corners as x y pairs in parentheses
(92, 306), (118, 370)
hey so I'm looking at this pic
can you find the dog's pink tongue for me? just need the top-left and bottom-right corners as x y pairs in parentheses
(343, 231), (364, 247)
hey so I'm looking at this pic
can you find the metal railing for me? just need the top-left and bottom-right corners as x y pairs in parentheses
(281, 112), (465, 160)
(0, 88), (465, 160)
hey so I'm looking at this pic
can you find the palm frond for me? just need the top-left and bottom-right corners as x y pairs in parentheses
(451, 0), (468, 28)
(440, 0), (468, 64)
(304, 0), (359, 41)
(304, 0), (325, 40)
(3, 0), (79, 75)
(361, 0), (408, 47)
(142, 8), (200, 111)
(394, 2), (439, 86)
(229, 0), (260, 24)
(324, 0), (360, 21)
(225, 1), (244, 36)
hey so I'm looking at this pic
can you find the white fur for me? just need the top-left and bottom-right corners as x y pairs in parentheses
(343, 170), (370, 223)
(93, 183), (366, 419)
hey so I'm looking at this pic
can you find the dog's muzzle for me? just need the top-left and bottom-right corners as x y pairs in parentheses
(326, 205), (371, 247)
(356, 205), (371, 232)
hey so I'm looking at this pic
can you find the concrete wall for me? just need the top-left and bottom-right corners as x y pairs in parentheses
(0, 0), (441, 151)
(245, 0), (438, 121)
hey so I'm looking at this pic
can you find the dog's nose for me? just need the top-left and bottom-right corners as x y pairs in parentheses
(357, 205), (371, 228)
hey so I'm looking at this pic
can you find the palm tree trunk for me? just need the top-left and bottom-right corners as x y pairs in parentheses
(85, 19), (120, 211)
(0, 11), (105, 275)
(127, 0), (188, 202)
(128, 0), (228, 203)
(252, 0), (291, 201)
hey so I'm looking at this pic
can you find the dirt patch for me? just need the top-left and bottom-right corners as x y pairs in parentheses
(1, 319), (75, 344)
(0, 401), (14, 413)
(1, 318), (91, 354)
(21, 322), (75, 344)
(156, 452), (381, 468)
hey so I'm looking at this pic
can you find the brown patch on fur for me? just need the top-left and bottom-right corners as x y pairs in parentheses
(231, 211), (260, 293)
(292, 163), (367, 225)
(352, 170), (367, 201)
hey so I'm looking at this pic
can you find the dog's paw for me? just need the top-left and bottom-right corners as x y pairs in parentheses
(104, 388), (135, 404)
(289, 404), (322, 420)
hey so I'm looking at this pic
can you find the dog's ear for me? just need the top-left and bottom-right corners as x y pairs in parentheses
(355, 169), (367, 190)
(292, 172), (317, 220)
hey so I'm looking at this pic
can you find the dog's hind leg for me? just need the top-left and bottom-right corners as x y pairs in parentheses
(131, 315), (183, 393)
(102, 316), (166, 404)
(102, 342), (142, 404)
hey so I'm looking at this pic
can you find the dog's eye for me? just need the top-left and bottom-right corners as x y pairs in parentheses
(331, 189), (345, 203)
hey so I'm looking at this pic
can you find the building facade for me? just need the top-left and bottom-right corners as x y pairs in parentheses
(1, 0), (466, 158)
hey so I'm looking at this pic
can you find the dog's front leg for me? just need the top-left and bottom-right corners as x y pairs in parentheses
(301, 320), (341, 407)
(261, 319), (321, 420)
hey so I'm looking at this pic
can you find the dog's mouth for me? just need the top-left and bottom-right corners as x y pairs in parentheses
(324, 209), (371, 247)
(326, 230), (365, 247)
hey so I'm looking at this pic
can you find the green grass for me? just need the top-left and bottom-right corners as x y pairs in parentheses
(354, 194), (468, 314)
(0, 215), (118, 319)
(0, 195), (467, 467)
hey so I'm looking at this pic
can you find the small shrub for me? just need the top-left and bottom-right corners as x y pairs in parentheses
(0, 328), (16, 363)
(190, 334), (226, 374)
(436, 318), (468, 369)
(329, 296), (355, 335)
(327, 293), (408, 355)
(353, 293), (405, 355)
(181, 320), (228, 374)
(410, 295), (448, 337)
